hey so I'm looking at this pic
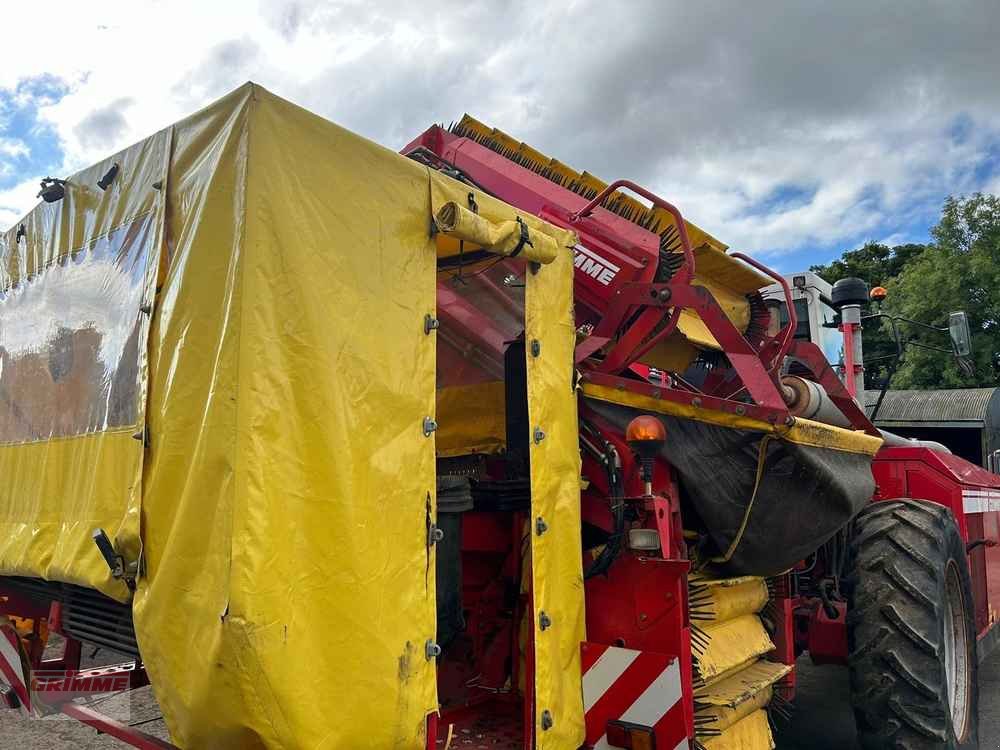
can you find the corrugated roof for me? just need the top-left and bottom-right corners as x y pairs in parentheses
(865, 388), (999, 423)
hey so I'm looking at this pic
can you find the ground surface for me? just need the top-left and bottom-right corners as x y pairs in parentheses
(775, 650), (1000, 749)
(2, 650), (999, 748)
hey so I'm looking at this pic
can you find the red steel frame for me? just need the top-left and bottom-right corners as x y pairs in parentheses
(405, 122), (1000, 745)
(0, 597), (175, 749)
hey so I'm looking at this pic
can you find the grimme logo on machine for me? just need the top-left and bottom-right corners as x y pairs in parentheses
(573, 243), (620, 286)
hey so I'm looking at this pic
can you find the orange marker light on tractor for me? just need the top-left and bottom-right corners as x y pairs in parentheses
(870, 285), (887, 302)
(626, 415), (666, 496)
(607, 720), (656, 750)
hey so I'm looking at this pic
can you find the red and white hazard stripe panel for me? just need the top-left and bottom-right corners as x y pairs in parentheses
(0, 623), (31, 711)
(581, 642), (688, 750)
(963, 487), (1000, 514)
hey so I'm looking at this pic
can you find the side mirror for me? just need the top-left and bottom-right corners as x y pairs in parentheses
(949, 311), (972, 357)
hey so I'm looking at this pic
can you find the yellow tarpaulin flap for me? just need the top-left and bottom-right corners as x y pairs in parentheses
(432, 161), (586, 748)
(430, 170), (576, 260)
(0, 125), (168, 600)
(434, 201), (559, 264)
(525, 223), (586, 748)
(435, 382), (506, 457)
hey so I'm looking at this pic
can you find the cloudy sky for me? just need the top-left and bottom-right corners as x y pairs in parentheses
(2, 0), (999, 269)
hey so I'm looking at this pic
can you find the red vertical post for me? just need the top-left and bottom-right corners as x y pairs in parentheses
(426, 713), (438, 750)
(841, 321), (858, 397)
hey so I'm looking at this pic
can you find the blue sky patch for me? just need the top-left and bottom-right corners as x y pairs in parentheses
(0, 75), (70, 191)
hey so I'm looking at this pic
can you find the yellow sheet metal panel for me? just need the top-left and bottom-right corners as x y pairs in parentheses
(0, 124), (168, 600)
(526, 224), (586, 747)
(134, 84), (439, 748)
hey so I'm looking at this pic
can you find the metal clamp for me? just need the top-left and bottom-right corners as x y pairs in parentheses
(92, 529), (137, 591)
(423, 417), (438, 436)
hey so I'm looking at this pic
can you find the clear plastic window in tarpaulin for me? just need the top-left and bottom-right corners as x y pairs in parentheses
(0, 214), (155, 444)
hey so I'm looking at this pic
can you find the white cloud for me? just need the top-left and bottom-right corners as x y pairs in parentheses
(0, 179), (41, 230)
(0, 138), (29, 159)
(0, 0), (999, 260)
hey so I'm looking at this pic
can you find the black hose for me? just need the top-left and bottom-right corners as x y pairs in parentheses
(584, 436), (625, 580)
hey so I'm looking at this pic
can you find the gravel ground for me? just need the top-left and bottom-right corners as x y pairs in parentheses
(3, 647), (999, 748)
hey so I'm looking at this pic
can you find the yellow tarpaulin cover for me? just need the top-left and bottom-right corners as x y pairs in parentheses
(0, 83), (586, 749)
(429, 171), (585, 750)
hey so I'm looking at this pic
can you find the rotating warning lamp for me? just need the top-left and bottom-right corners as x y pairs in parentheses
(626, 415), (666, 496)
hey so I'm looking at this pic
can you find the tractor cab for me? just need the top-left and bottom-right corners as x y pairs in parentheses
(760, 271), (844, 375)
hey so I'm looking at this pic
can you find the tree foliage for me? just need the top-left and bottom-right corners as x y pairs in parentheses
(810, 242), (926, 389)
(808, 193), (1000, 390)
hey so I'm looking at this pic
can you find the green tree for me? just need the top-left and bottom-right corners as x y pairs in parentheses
(810, 241), (928, 389)
(887, 194), (1000, 388)
(810, 241), (925, 286)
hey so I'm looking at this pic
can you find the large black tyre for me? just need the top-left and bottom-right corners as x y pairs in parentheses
(848, 499), (979, 749)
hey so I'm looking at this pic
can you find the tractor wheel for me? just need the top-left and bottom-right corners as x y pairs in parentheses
(847, 499), (978, 750)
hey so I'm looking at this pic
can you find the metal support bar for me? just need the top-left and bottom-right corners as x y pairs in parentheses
(60, 703), (178, 749)
(591, 282), (789, 411)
